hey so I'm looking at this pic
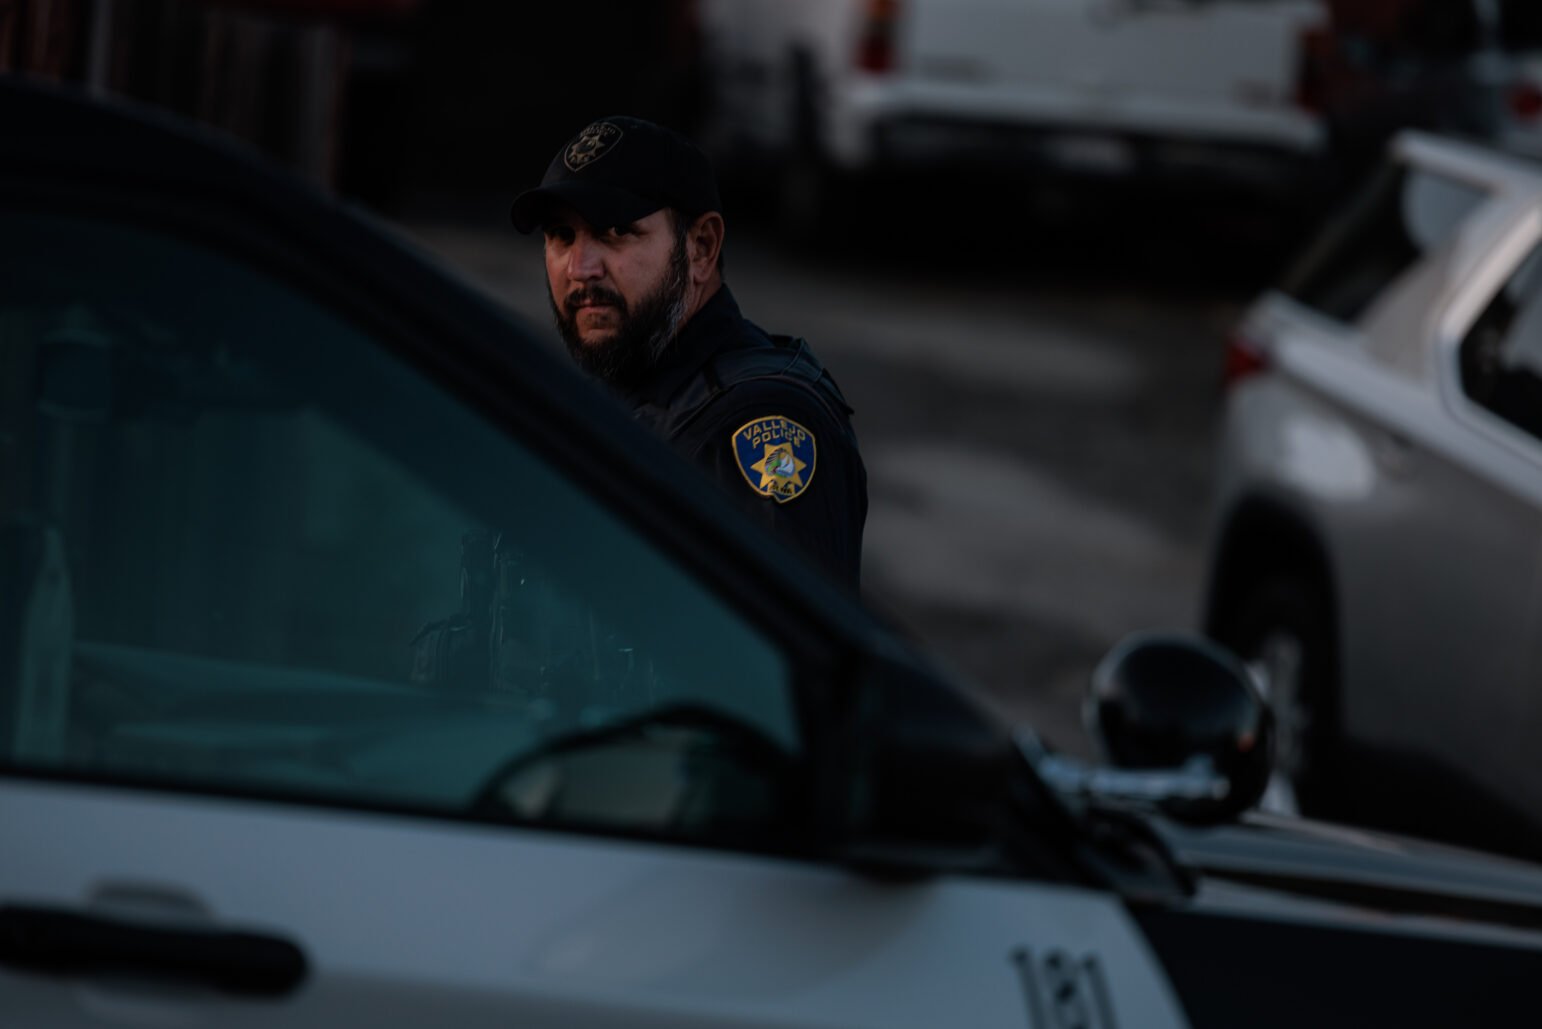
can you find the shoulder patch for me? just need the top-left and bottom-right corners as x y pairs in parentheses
(732, 416), (816, 504)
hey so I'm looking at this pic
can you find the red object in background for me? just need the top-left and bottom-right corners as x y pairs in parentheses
(1223, 331), (1271, 389)
(1294, 22), (1340, 114)
(1510, 79), (1542, 122)
(856, 0), (900, 74)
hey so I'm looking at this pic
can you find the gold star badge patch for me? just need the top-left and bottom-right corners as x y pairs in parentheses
(732, 416), (817, 503)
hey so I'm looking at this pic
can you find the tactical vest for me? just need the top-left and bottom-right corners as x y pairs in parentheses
(632, 335), (856, 444)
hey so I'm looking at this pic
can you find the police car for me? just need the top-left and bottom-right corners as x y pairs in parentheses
(3, 79), (1542, 1028)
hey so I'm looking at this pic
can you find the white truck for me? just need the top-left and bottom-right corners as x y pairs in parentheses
(699, 0), (1332, 224)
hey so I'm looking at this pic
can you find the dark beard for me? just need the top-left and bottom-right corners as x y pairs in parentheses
(549, 238), (690, 392)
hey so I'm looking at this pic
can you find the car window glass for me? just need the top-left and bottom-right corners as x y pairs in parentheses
(1459, 242), (1542, 441)
(1281, 162), (1487, 324)
(0, 210), (799, 842)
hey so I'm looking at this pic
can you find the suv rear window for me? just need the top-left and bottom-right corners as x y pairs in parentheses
(1280, 162), (1487, 323)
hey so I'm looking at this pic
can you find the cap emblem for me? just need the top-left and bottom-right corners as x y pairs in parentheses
(565, 121), (623, 172)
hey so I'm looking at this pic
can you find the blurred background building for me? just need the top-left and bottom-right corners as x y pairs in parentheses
(0, 0), (704, 210)
(4, 0), (1540, 224)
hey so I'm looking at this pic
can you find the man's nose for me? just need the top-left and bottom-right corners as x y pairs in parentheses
(565, 235), (605, 281)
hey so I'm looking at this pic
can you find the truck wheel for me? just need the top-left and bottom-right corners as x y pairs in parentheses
(1220, 577), (1341, 818)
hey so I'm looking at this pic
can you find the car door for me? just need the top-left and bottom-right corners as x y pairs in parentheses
(0, 91), (1189, 1028)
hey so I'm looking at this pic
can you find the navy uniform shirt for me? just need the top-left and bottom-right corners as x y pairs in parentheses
(623, 286), (867, 588)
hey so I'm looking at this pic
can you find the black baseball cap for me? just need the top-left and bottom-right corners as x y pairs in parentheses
(510, 116), (722, 234)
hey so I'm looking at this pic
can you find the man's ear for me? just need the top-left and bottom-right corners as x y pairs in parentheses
(687, 212), (725, 284)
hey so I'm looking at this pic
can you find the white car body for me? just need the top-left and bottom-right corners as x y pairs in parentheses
(3, 780), (1187, 1028)
(700, 0), (1329, 187)
(1206, 131), (1542, 847)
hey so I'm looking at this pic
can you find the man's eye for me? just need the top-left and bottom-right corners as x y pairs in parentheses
(544, 227), (575, 244)
(606, 225), (638, 240)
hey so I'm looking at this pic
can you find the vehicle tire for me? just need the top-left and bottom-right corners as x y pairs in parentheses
(1217, 576), (1341, 819)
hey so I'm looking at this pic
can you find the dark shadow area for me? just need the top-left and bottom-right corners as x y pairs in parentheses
(1328, 740), (1542, 865)
(718, 167), (1322, 303)
(357, 0), (702, 210)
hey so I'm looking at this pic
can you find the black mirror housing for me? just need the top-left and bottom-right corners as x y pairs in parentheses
(1087, 632), (1273, 823)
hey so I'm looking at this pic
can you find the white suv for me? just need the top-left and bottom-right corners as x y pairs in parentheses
(1205, 131), (1542, 856)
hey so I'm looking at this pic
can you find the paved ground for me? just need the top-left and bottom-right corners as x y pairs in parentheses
(403, 213), (1255, 756)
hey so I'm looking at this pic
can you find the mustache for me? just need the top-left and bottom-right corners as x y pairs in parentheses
(563, 287), (627, 314)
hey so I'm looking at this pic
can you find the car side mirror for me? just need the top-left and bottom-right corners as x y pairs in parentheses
(1030, 632), (1270, 826)
(1064, 632), (1273, 823)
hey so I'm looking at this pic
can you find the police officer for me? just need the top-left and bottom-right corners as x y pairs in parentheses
(511, 117), (867, 587)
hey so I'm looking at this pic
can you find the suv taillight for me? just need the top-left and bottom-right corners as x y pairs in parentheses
(1224, 330), (1271, 389)
(1293, 23), (1337, 114)
(856, 0), (901, 74)
(1511, 80), (1542, 122)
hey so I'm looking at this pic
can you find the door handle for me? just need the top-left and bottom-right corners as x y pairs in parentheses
(0, 904), (307, 997)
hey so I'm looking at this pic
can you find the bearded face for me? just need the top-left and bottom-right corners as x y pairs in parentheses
(544, 215), (692, 393)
